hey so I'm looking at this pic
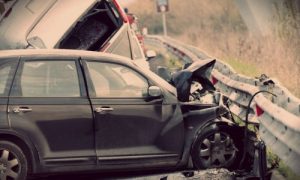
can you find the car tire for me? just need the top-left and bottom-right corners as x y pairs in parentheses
(0, 141), (28, 180)
(191, 124), (242, 170)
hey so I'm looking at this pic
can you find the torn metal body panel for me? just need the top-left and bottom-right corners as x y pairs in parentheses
(165, 60), (268, 177)
(171, 59), (216, 102)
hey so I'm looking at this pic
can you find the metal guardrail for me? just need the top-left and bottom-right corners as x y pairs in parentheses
(145, 35), (300, 175)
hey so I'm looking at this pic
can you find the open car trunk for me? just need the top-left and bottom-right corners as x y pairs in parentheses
(58, 0), (123, 51)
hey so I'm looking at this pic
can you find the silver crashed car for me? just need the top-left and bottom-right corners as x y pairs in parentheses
(0, 0), (152, 69)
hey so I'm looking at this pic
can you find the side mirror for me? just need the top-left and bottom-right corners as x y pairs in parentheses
(146, 50), (157, 60)
(148, 86), (162, 97)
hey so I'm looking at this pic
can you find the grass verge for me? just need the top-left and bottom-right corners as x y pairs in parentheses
(223, 57), (261, 78)
(267, 150), (300, 180)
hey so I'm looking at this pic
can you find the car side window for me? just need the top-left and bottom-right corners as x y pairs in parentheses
(86, 62), (148, 98)
(129, 30), (144, 60)
(0, 59), (18, 97)
(14, 61), (80, 97)
(110, 28), (132, 59)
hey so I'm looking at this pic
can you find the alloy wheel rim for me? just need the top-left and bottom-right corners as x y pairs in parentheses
(0, 149), (20, 180)
(198, 132), (237, 168)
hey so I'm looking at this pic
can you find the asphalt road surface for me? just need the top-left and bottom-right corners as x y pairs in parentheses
(30, 169), (234, 180)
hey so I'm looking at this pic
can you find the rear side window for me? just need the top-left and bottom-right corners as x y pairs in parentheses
(0, 59), (18, 97)
(129, 30), (144, 60)
(13, 60), (80, 97)
(111, 30), (131, 58)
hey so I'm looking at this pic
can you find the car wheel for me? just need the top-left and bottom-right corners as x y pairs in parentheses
(191, 124), (241, 169)
(0, 141), (28, 180)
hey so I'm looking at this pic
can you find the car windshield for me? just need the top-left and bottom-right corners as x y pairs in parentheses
(0, 0), (17, 22)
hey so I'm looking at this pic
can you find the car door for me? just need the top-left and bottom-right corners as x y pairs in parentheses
(0, 58), (19, 129)
(82, 58), (184, 168)
(7, 55), (96, 166)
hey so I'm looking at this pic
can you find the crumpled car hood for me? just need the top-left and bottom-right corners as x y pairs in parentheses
(170, 59), (216, 102)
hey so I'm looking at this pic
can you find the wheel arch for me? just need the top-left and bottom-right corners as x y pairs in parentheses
(189, 118), (244, 169)
(0, 130), (41, 174)
(193, 118), (242, 144)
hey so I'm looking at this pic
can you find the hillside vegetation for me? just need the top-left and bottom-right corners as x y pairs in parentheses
(127, 0), (300, 97)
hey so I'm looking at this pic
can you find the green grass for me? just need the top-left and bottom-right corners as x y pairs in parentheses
(166, 56), (183, 69)
(267, 150), (300, 180)
(224, 57), (261, 78)
(146, 44), (183, 69)
(223, 56), (299, 97)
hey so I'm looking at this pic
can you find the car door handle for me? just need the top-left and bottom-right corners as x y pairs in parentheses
(13, 107), (32, 113)
(94, 107), (114, 114)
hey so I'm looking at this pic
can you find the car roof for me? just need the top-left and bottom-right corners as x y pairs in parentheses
(0, 0), (99, 49)
(0, 49), (178, 96)
(0, 49), (133, 65)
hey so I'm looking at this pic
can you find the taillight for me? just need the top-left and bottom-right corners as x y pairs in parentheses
(112, 0), (128, 23)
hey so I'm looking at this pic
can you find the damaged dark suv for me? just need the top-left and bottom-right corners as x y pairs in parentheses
(0, 50), (265, 179)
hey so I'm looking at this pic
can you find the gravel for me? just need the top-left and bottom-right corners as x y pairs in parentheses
(123, 169), (234, 180)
